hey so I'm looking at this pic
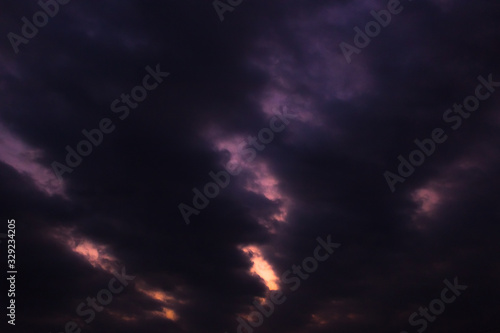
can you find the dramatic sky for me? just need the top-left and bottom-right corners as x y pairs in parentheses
(1, 0), (500, 332)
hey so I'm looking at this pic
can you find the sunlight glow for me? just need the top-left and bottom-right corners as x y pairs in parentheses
(241, 245), (279, 291)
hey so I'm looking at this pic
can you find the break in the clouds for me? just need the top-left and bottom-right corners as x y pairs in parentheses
(1, 0), (500, 333)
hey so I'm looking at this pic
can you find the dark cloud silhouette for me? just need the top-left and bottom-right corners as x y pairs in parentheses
(1, 0), (500, 332)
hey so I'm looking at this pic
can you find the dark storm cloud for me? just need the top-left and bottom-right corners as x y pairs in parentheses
(1, 0), (500, 333)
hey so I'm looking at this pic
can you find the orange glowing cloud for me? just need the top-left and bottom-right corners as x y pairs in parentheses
(52, 227), (181, 322)
(153, 307), (179, 321)
(52, 227), (118, 273)
(135, 281), (180, 321)
(241, 245), (279, 291)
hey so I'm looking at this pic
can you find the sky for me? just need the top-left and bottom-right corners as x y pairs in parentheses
(1, 0), (500, 333)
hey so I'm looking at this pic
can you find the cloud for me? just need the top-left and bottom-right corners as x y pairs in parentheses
(1, 0), (500, 332)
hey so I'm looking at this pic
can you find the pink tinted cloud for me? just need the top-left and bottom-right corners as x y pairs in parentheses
(0, 123), (66, 197)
